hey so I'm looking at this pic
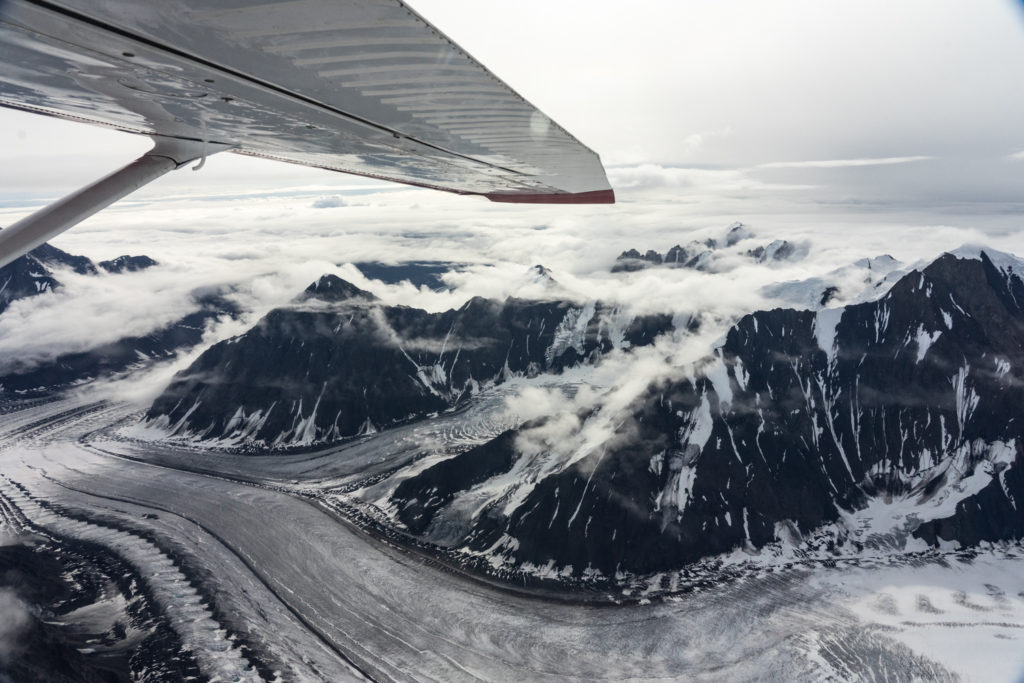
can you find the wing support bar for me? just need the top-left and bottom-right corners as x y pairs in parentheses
(0, 137), (230, 269)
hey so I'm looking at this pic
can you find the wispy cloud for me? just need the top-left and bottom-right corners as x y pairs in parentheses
(757, 156), (934, 170)
(1006, 150), (1024, 161)
(608, 164), (816, 193)
(312, 195), (347, 209)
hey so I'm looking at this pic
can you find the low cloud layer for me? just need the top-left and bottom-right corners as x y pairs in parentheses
(756, 156), (934, 170)
(0, 145), (1021, 408)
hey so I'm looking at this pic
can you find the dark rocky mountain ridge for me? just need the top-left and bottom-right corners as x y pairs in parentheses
(0, 242), (93, 315)
(98, 254), (158, 273)
(381, 249), (1024, 579)
(145, 274), (678, 448)
(0, 240), (238, 396)
(0, 239), (155, 315)
(746, 239), (797, 263)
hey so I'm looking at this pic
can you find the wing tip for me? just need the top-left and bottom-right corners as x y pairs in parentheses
(484, 188), (615, 205)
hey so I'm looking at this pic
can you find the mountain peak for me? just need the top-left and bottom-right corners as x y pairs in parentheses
(943, 244), (1024, 276)
(99, 254), (158, 273)
(852, 254), (899, 271)
(724, 222), (754, 246)
(529, 264), (559, 286)
(747, 239), (797, 263)
(0, 239), (99, 315)
(25, 242), (97, 275)
(298, 274), (377, 303)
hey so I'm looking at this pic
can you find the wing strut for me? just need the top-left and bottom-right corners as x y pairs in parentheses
(0, 137), (230, 269)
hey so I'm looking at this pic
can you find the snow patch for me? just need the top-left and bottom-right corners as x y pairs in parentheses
(914, 325), (941, 363)
(813, 308), (844, 366)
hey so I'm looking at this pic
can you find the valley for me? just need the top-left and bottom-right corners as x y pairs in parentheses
(2, 390), (1022, 681)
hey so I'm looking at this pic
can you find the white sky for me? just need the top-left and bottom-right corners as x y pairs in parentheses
(3, 0), (1024, 209)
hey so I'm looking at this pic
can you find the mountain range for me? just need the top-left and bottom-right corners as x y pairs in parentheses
(373, 248), (1024, 580)
(15, 231), (1021, 587)
(145, 273), (678, 447)
(0, 242), (102, 315)
(132, 243), (1024, 585)
(611, 222), (803, 273)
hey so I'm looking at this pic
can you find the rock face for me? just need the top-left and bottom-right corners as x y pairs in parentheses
(0, 242), (95, 315)
(613, 243), (715, 273)
(0, 534), (203, 682)
(386, 250), (1024, 578)
(27, 243), (98, 276)
(98, 255), (158, 273)
(145, 275), (677, 448)
(747, 239), (796, 263)
(723, 222), (754, 246)
(611, 248), (664, 272)
(0, 241), (158, 315)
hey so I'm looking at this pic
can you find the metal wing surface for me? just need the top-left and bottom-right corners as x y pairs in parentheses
(0, 0), (614, 203)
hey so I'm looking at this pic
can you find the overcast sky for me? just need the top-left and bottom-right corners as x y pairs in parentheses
(3, 0), (1024, 401)
(3, 0), (1024, 211)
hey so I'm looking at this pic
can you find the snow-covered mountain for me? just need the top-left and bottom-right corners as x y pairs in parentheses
(144, 274), (679, 448)
(763, 254), (906, 309)
(611, 222), (802, 273)
(374, 249), (1024, 580)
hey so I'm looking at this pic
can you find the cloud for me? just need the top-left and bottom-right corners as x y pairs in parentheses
(1007, 150), (1024, 162)
(608, 164), (816, 194)
(81, 311), (257, 406)
(0, 242), (350, 381)
(360, 305), (498, 355)
(757, 156), (935, 169)
(0, 157), (1018, 406)
(504, 385), (587, 424)
(2, 0), (1024, 214)
(312, 195), (346, 209)
(0, 589), (30, 664)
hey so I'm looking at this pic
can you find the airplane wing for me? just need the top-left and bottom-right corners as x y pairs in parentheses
(0, 0), (614, 204)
